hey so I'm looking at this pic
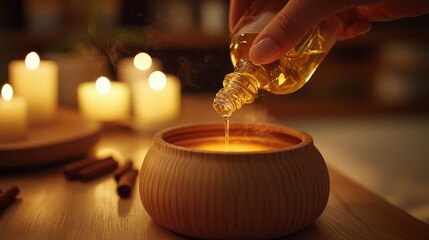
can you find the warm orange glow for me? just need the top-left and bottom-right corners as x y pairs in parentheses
(1, 84), (13, 101)
(196, 141), (274, 152)
(25, 52), (40, 70)
(174, 136), (292, 152)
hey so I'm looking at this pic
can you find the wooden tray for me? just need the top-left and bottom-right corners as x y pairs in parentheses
(0, 107), (101, 169)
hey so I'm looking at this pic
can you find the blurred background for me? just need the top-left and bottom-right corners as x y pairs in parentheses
(1, 0), (428, 115)
(1, 0), (429, 223)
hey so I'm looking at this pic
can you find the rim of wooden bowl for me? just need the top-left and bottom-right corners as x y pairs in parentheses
(153, 123), (313, 154)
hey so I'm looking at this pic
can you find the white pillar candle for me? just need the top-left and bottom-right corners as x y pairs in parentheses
(0, 84), (27, 142)
(9, 52), (58, 125)
(78, 76), (130, 122)
(133, 71), (181, 129)
(117, 53), (162, 115)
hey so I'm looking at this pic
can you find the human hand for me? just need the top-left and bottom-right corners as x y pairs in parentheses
(229, 0), (429, 65)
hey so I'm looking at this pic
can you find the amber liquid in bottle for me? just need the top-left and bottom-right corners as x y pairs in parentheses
(213, 1), (341, 149)
(215, 31), (328, 149)
(224, 117), (229, 152)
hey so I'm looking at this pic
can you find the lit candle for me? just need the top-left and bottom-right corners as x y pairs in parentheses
(117, 52), (162, 85)
(78, 76), (130, 122)
(9, 52), (58, 124)
(117, 52), (162, 113)
(133, 71), (181, 129)
(0, 84), (27, 142)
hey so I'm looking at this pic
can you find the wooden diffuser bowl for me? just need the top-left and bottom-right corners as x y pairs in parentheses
(139, 123), (329, 239)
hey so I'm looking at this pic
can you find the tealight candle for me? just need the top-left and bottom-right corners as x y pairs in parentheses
(9, 52), (58, 124)
(133, 71), (181, 129)
(0, 84), (27, 142)
(78, 76), (130, 122)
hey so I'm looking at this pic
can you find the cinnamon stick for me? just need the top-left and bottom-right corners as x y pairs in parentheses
(78, 157), (118, 182)
(113, 160), (133, 182)
(117, 168), (138, 198)
(63, 158), (98, 180)
(0, 186), (20, 212)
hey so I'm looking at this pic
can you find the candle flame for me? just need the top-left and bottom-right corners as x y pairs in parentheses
(133, 52), (152, 71)
(95, 76), (111, 94)
(148, 71), (167, 91)
(1, 84), (13, 101)
(25, 52), (40, 70)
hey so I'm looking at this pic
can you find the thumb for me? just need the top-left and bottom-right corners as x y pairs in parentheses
(249, 0), (371, 65)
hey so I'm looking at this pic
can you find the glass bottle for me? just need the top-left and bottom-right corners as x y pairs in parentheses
(213, 0), (343, 118)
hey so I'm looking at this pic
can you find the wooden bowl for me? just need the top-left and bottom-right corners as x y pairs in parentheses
(139, 123), (329, 239)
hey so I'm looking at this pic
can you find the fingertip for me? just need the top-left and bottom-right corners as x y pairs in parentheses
(249, 38), (282, 65)
(249, 0), (319, 64)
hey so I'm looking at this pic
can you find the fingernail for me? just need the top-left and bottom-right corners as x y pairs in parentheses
(250, 38), (280, 65)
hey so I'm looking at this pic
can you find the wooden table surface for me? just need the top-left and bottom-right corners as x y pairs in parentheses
(1, 124), (429, 240)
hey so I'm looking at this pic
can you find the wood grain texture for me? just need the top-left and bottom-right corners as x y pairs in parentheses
(0, 107), (100, 169)
(140, 124), (330, 239)
(0, 125), (428, 240)
(289, 167), (429, 240)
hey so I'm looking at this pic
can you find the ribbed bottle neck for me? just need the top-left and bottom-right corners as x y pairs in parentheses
(213, 71), (259, 118)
